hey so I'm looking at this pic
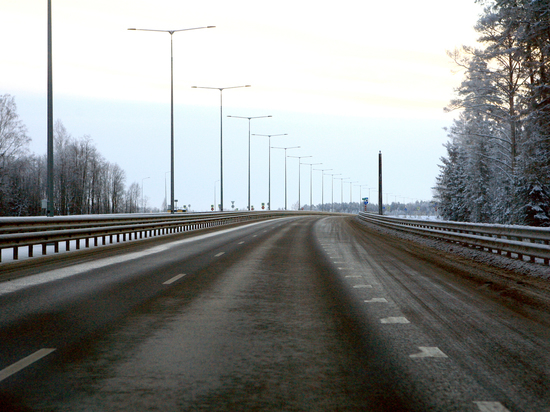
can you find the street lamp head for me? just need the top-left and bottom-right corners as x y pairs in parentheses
(252, 133), (287, 137)
(228, 115), (272, 119)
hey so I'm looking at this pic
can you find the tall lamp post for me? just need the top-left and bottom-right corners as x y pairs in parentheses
(47, 0), (54, 216)
(327, 173), (341, 212)
(336, 177), (350, 211)
(288, 155), (312, 210)
(192, 85), (250, 211)
(252, 134), (287, 211)
(314, 168), (332, 211)
(303, 163), (322, 210)
(228, 115), (272, 211)
(128, 25), (215, 214)
(272, 146), (300, 210)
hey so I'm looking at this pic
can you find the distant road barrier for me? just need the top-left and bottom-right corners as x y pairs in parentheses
(0, 211), (332, 263)
(357, 212), (550, 266)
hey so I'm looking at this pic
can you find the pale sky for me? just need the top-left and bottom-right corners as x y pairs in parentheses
(1, 0), (482, 211)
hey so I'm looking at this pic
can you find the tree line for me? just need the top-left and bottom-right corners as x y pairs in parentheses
(434, 0), (550, 226)
(0, 94), (142, 216)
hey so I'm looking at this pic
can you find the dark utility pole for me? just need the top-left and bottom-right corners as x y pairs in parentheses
(47, 0), (54, 217)
(378, 151), (383, 215)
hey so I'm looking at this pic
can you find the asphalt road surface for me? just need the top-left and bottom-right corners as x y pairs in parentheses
(0, 216), (549, 411)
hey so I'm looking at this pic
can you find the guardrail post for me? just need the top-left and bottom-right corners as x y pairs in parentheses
(54, 241), (59, 253)
(42, 243), (47, 255)
(13, 246), (18, 260)
(28, 245), (33, 257)
(66, 240), (70, 251)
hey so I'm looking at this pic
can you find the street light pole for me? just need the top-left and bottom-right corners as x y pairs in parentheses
(336, 177), (349, 211)
(47, 0), (54, 217)
(228, 115), (272, 211)
(214, 180), (220, 211)
(272, 146), (300, 210)
(192, 85), (250, 211)
(252, 133), (287, 211)
(303, 163), (322, 210)
(288, 155), (312, 210)
(128, 25), (215, 214)
(315, 168), (332, 211)
(327, 173), (341, 212)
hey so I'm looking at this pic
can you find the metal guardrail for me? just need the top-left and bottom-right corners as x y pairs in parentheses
(0, 211), (325, 263)
(357, 212), (550, 266)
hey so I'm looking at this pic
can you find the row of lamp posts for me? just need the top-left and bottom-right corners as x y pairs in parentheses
(45, 12), (374, 215)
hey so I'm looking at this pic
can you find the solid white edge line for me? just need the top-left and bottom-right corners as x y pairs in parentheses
(163, 273), (187, 285)
(0, 348), (56, 383)
(0, 219), (278, 296)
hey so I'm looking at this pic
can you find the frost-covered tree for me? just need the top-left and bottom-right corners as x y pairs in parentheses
(0, 94), (30, 168)
(436, 0), (550, 226)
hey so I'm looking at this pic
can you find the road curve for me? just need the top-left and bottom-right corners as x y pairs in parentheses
(0, 216), (548, 411)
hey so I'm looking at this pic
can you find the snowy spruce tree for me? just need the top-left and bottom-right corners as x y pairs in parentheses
(435, 0), (550, 226)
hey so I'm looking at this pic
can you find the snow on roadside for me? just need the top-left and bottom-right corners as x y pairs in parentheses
(356, 217), (550, 280)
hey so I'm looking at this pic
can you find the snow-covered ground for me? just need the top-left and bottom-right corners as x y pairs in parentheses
(356, 217), (550, 280)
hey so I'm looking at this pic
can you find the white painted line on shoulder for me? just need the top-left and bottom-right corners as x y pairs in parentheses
(345, 275), (362, 278)
(215, 252), (225, 257)
(380, 317), (410, 324)
(0, 220), (273, 296)
(409, 347), (448, 358)
(163, 273), (187, 285)
(353, 284), (373, 289)
(364, 298), (388, 303)
(474, 401), (510, 412)
(238, 241), (245, 244)
(0, 348), (56, 383)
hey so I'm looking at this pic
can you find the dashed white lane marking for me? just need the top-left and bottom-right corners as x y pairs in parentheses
(238, 241), (245, 245)
(409, 347), (448, 358)
(215, 252), (225, 257)
(0, 349), (56, 383)
(253, 235), (257, 237)
(364, 298), (388, 303)
(345, 275), (362, 278)
(0, 220), (272, 297)
(380, 317), (410, 324)
(353, 284), (373, 289)
(473, 401), (510, 412)
(163, 273), (187, 285)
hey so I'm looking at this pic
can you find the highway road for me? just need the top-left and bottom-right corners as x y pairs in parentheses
(0, 215), (549, 411)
